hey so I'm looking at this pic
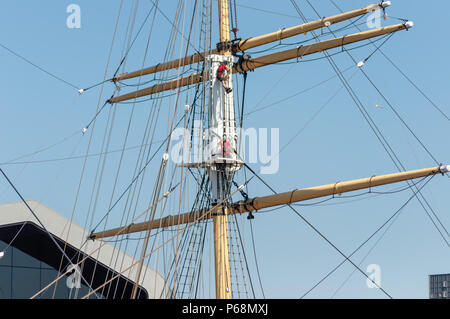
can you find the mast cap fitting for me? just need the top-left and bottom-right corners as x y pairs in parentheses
(439, 165), (450, 174)
(381, 1), (391, 8)
(405, 21), (414, 29)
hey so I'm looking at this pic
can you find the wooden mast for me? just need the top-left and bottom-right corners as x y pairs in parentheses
(213, 0), (232, 300)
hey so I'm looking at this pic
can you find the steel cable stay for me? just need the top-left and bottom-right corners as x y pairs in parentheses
(0, 140), (166, 166)
(148, 0), (207, 59)
(75, 1), (158, 94)
(87, 96), (187, 247)
(79, 178), (255, 299)
(90, 2), (164, 296)
(275, 67), (360, 158)
(229, 42), (446, 294)
(330, 183), (443, 298)
(90, 4), (198, 240)
(158, 7), (216, 294)
(289, 0), (449, 250)
(2, 132), (86, 263)
(4, 0), (448, 300)
(83, 0), (181, 244)
(304, 0), (442, 167)
(328, 0), (450, 123)
(1, 131), (80, 165)
(81, 9), (151, 289)
(230, 212), (256, 298)
(0, 6), (162, 96)
(0, 42), (80, 91)
(85, 1), (204, 296)
(163, 173), (209, 297)
(244, 64), (354, 117)
(249, 217), (266, 298)
(0, 93), (117, 168)
(0, 168), (102, 299)
(87, 74), (202, 255)
(125, 87), (203, 298)
(53, 0), (126, 298)
(84, 99), (121, 295)
(2, 0), (209, 300)
(110, 98), (175, 298)
(300, 174), (437, 299)
(166, 1), (204, 298)
(243, 163), (393, 299)
(303, 0), (450, 244)
(29, 172), (235, 299)
(94, 0), (449, 300)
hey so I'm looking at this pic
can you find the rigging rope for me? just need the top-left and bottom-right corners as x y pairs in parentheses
(0, 42), (80, 91)
(0, 168), (101, 299)
(289, 0), (449, 249)
(244, 161), (393, 298)
(55, 0), (126, 299)
(249, 218), (266, 298)
(300, 174), (437, 298)
(328, 0), (450, 123)
(302, 0), (450, 245)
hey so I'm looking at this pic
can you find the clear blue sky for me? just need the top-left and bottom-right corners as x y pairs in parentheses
(0, 0), (449, 299)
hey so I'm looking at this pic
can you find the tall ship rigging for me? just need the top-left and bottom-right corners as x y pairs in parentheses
(0, 0), (448, 299)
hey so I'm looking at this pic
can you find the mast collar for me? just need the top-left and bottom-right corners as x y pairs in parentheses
(216, 41), (232, 52)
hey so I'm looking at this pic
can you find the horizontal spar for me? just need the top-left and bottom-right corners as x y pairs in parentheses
(90, 165), (448, 239)
(234, 22), (411, 73)
(232, 165), (448, 213)
(112, 2), (386, 81)
(234, 2), (388, 52)
(108, 73), (205, 104)
(109, 22), (411, 104)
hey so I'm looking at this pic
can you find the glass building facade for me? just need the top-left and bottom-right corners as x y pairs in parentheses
(429, 273), (450, 299)
(0, 222), (148, 299)
(0, 240), (95, 299)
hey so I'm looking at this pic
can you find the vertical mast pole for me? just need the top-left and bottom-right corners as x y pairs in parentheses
(213, 0), (232, 299)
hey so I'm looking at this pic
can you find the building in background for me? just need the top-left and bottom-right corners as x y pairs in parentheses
(429, 273), (449, 299)
(0, 200), (168, 299)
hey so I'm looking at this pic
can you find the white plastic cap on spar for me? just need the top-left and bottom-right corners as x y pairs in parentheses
(405, 21), (414, 29)
(439, 165), (450, 174)
(381, 1), (391, 9)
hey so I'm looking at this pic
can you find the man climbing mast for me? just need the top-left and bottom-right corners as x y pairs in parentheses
(216, 62), (232, 93)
